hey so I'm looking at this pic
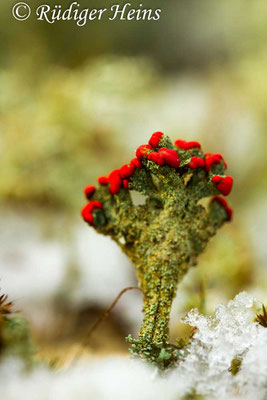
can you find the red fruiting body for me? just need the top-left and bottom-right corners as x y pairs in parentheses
(205, 153), (227, 171)
(87, 200), (103, 212)
(131, 157), (143, 169)
(81, 205), (94, 225)
(147, 151), (165, 166)
(212, 196), (233, 221)
(148, 131), (164, 148)
(81, 200), (103, 225)
(212, 175), (224, 184)
(84, 185), (96, 200)
(212, 175), (233, 196)
(158, 148), (180, 168)
(109, 169), (122, 195)
(98, 176), (109, 185)
(136, 144), (153, 159)
(122, 179), (130, 189)
(120, 163), (136, 178)
(175, 139), (201, 150)
(188, 157), (205, 169)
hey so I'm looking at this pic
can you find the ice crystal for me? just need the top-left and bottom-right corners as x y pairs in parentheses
(173, 292), (267, 398)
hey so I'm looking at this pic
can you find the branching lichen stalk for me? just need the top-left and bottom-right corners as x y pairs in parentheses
(81, 132), (233, 367)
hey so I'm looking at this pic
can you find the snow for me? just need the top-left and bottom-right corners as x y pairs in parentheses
(1, 292), (266, 400)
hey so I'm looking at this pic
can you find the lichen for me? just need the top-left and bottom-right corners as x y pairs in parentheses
(81, 132), (233, 367)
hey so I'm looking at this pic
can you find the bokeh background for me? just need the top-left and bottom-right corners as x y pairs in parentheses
(0, 0), (267, 364)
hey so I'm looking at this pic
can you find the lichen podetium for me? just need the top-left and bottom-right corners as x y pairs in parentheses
(81, 132), (233, 368)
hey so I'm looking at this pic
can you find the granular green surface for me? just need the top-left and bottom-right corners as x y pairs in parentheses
(85, 134), (231, 367)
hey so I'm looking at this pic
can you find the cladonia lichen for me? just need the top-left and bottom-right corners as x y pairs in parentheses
(81, 132), (234, 367)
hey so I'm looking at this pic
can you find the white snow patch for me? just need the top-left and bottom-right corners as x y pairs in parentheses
(1, 292), (266, 400)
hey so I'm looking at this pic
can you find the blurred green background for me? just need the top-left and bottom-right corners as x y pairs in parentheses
(0, 0), (267, 362)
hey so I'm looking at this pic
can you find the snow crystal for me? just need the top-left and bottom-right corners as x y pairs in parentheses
(173, 291), (267, 399)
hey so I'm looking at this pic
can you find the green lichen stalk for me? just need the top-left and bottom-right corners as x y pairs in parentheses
(81, 132), (233, 367)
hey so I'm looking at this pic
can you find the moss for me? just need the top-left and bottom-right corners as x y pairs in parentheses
(229, 356), (242, 376)
(2, 317), (36, 367)
(255, 304), (267, 328)
(182, 390), (204, 400)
